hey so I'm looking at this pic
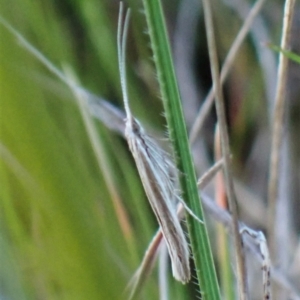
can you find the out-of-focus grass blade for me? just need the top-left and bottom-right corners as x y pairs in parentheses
(268, 43), (300, 64)
(0, 3), (157, 299)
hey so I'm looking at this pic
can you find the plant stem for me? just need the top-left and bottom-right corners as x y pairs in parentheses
(267, 0), (295, 261)
(201, 0), (248, 299)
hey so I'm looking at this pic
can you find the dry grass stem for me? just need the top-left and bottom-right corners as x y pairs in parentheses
(0, 17), (126, 136)
(267, 0), (296, 259)
(127, 229), (163, 300)
(189, 0), (266, 144)
(222, 0), (277, 112)
(201, 0), (248, 298)
(158, 242), (169, 300)
(197, 158), (224, 189)
(65, 69), (133, 239)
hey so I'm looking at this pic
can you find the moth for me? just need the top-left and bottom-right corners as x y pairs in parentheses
(117, 3), (203, 283)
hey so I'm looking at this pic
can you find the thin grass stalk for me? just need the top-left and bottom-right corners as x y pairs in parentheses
(141, 0), (220, 298)
(201, 0), (248, 299)
(189, 0), (266, 144)
(127, 230), (163, 300)
(267, 0), (296, 259)
(0, 17), (126, 137)
(214, 126), (235, 300)
(222, 0), (277, 115)
(64, 69), (134, 242)
(158, 242), (169, 300)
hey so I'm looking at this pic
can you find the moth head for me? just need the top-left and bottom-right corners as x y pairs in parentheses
(128, 118), (144, 136)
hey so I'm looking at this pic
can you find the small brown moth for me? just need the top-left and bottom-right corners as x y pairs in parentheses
(117, 3), (203, 283)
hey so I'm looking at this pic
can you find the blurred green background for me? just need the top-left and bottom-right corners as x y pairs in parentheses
(0, 1), (157, 299)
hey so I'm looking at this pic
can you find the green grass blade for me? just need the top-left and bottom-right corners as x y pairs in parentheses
(141, 1), (220, 299)
(269, 43), (300, 64)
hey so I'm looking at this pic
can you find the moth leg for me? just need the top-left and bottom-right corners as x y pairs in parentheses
(176, 200), (204, 224)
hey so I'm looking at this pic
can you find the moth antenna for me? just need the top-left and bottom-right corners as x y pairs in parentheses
(117, 3), (132, 121)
